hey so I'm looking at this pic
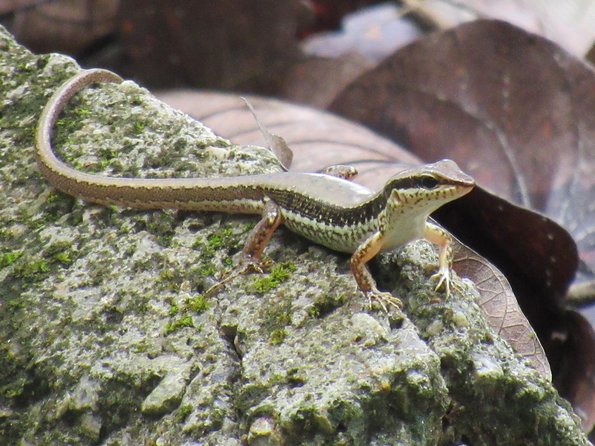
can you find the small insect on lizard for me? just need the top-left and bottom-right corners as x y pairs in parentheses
(36, 69), (475, 310)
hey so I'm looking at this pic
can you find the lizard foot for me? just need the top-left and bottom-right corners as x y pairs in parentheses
(366, 289), (403, 313)
(430, 267), (461, 300)
(205, 257), (269, 297)
(224, 257), (267, 278)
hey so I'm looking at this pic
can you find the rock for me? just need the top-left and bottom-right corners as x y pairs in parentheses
(0, 25), (588, 446)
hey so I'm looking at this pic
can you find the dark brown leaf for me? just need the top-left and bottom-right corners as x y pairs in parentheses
(402, 0), (595, 57)
(279, 54), (374, 108)
(329, 20), (592, 289)
(118, 0), (306, 89)
(329, 19), (594, 428)
(548, 310), (595, 432)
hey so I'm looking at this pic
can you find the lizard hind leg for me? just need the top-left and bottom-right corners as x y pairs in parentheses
(239, 198), (284, 267)
(205, 198), (284, 296)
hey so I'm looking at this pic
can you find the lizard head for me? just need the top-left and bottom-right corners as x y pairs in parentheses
(382, 159), (475, 213)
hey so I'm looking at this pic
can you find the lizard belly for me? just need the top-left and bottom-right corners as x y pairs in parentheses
(281, 210), (378, 254)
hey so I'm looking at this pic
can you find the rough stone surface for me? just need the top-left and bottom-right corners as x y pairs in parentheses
(0, 26), (589, 445)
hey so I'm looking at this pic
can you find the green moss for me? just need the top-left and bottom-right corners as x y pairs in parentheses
(73, 106), (92, 118)
(44, 241), (76, 266)
(248, 277), (274, 294)
(17, 207), (49, 230)
(0, 250), (22, 268)
(270, 262), (296, 282)
(169, 304), (179, 317)
(207, 228), (234, 249)
(158, 268), (175, 282)
(262, 306), (292, 347)
(307, 305), (321, 318)
(13, 258), (50, 280)
(98, 146), (119, 161)
(172, 138), (187, 152)
(0, 378), (27, 399)
(175, 404), (193, 422)
(46, 191), (63, 204)
(55, 117), (79, 135)
(285, 368), (306, 387)
(165, 315), (194, 335)
(201, 263), (219, 278)
(248, 261), (297, 294)
(274, 312), (291, 327)
(194, 226), (243, 262)
(132, 121), (146, 135)
(188, 294), (209, 313)
(270, 328), (288, 345)
(146, 212), (176, 246)
(51, 251), (72, 265)
(0, 228), (16, 241)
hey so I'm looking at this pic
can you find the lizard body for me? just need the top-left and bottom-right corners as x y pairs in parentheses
(36, 69), (475, 309)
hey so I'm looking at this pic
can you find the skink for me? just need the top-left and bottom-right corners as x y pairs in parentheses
(36, 69), (475, 310)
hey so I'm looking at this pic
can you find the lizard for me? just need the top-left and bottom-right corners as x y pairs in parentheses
(35, 69), (475, 310)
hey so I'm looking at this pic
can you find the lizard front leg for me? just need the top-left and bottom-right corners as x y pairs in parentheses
(350, 231), (403, 311)
(423, 221), (454, 297)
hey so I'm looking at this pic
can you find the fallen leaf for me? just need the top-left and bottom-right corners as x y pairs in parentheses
(452, 241), (551, 380)
(329, 21), (594, 289)
(402, 0), (595, 57)
(329, 19), (595, 428)
(548, 310), (595, 431)
(240, 97), (293, 170)
(155, 90), (420, 178)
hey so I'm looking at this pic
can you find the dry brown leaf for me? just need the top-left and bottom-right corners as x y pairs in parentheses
(452, 242), (551, 380)
(240, 97), (293, 170)
(403, 0), (595, 57)
(329, 20), (592, 291)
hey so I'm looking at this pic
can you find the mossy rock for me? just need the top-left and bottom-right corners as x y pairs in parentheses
(0, 25), (588, 446)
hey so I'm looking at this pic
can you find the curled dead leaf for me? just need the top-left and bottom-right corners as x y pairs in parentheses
(452, 241), (551, 380)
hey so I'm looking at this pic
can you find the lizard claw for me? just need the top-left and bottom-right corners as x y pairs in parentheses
(237, 256), (266, 275)
(430, 267), (461, 299)
(206, 257), (268, 297)
(365, 289), (403, 313)
(431, 269), (450, 296)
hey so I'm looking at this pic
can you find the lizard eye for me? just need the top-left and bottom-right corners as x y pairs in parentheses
(419, 175), (439, 189)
